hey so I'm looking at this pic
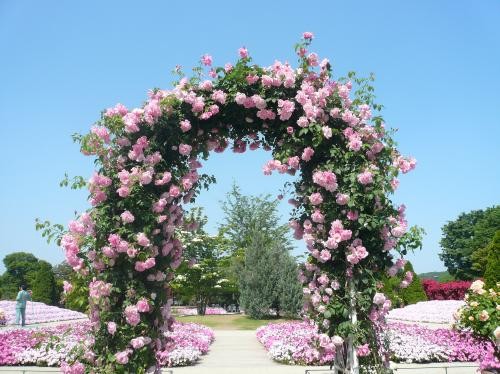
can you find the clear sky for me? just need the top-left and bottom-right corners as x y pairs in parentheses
(0, 1), (499, 274)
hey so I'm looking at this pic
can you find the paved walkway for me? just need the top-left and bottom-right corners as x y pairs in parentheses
(172, 330), (332, 374)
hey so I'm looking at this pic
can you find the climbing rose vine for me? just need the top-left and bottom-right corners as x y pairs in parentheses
(60, 32), (422, 373)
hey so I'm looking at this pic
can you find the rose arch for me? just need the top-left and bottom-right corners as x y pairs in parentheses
(60, 33), (420, 373)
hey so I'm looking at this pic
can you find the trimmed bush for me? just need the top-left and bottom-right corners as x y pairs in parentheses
(381, 262), (427, 307)
(422, 279), (472, 300)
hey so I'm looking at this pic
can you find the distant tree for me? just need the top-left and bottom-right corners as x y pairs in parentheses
(53, 261), (73, 281)
(239, 230), (302, 318)
(220, 184), (291, 255)
(471, 208), (500, 275)
(0, 252), (40, 299)
(171, 208), (237, 315)
(239, 232), (277, 318)
(439, 206), (499, 280)
(277, 253), (303, 317)
(31, 261), (58, 305)
(483, 231), (500, 288)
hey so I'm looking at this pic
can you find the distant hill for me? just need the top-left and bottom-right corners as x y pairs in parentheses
(418, 271), (454, 282)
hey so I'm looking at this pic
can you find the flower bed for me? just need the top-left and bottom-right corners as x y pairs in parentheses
(0, 321), (214, 368)
(387, 322), (495, 363)
(256, 321), (335, 365)
(422, 279), (472, 300)
(177, 307), (228, 315)
(386, 300), (465, 324)
(257, 320), (496, 366)
(0, 300), (86, 325)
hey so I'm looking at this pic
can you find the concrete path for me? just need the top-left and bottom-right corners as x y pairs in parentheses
(172, 330), (332, 374)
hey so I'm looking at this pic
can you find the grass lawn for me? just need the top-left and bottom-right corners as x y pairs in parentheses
(176, 314), (294, 330)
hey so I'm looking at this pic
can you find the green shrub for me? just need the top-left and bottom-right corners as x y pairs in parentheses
(483, 231), (500, 288)
(381, 262), (427, 307)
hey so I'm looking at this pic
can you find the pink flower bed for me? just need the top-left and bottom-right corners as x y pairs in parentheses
(386, 300), (465, 324)
(177, 307), (227, 315)
(257, 320), (496, 366)
(256, 321), (334, 365)
(422, 280), (472, 300)
(0, 300), (86, 325)
(0, 321), (214, 368)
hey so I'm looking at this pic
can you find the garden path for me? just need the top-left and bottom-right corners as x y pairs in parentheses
(172, 330), (332, 374)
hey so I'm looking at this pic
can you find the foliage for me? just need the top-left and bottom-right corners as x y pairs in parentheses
(422, 279), (472, 300)
(171, 211), (237, 315)
(63, 274), (90, 313)
(239, 230), (302, 319)
(220, 184), (290, 253)
(31, 261), (58, 305)
(483, 231), (500, 288)
(381, 262), (426, 308)
(50, 33), (421, 372)
(439, 205), (500, 280)
(0, 252), (58, 305)
(456, 280), (499, 344)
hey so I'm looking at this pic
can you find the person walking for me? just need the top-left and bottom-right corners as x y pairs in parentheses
(15, 285), (32, 326)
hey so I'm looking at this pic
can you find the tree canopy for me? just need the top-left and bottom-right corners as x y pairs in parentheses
(439, 205), (499, 280)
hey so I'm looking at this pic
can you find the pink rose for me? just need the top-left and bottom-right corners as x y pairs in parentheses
(309, 192), (323, 205)
(169, 185), (181, 198)
(201, 54), (212, 66)
(121, 211), (135, 223)
(179, 144), (192, 156)
(107, 321), (117, 335)
(136, 298), (150, 313)
(136, 233), (150, 247)
(347, 210), (359, 221)
(117, 186), (130, 198)
(180, 119), (191, 132)
(115, 351), (129, 365)
(335, 193), (349, 206)
(357, 171), (373, 185)
(63, 281), (73, 294)
(238, 47), (248, 58)
(303, 31), (314, 40)
(301, 147), (314, 161)
(124, 305), (140, 326)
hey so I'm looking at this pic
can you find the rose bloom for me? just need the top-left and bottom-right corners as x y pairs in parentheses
(136, 298), (150, 313)
(121, 210), (135, 223)
(470, 280), (485, 294)
(107, 321), (117, 335)
(479, 310), (490, 321)
(309, 192), (323, 205)
(115, 351), (129, 365)
(494, 326), (500, 340)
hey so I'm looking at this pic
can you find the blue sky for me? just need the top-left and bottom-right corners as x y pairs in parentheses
(0, 1), (499, 274)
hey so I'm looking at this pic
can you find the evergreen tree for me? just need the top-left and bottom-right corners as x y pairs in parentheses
(31, 261), (58, 305)
(239, 231), (302, 318)
(277, 254), (303, 317)
(483, 231), (500, 288)
(239, 232), (276, 318)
